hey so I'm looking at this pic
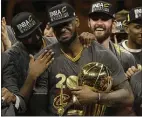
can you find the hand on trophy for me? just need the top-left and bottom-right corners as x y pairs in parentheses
(72, 62), (112, 116)
(71, 85), (99, 105)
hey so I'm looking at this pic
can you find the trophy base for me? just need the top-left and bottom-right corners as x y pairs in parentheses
(67, 109), (83, 116)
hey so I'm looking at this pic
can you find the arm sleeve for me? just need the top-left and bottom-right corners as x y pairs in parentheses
(14, 94), (27, 114)
(2, 53), (27, 114)
(2, 53), (20, 94)
(15, 95), (20, 109)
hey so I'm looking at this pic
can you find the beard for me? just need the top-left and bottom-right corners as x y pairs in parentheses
(59, 30), (77, 46)
(94, 30), (111, 43)
(92, 25), (112, 43)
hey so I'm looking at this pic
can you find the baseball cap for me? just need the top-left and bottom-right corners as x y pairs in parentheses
(115, 10), (128, 33)
(127, 7), (142, 24)
(47, 3), (76, 27)
(115, 20), (126, 33)
(89, 1), (115, 18)
(11, 12), (42, 39)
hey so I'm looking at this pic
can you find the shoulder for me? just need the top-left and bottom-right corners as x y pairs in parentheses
(34, 43), (60, 59)
(91, 41), (106, 50)
(114, 43), (135, 59)
(1, 52), (10, 70)
(114, 43), (131, 54)
(6, 42), (24, 54)
(91, 41), (112, 55)
(91, 41), (123, 70)
(5, 42), (28, 61)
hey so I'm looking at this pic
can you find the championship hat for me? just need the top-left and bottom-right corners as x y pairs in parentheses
(89, 1), (115, 18)
(48, 3), (76, 27)
(11, 12), (42, 39)
(127, 7), (142, 24)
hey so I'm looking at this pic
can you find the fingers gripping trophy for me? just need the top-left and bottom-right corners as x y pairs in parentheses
(67, 62), (112, 116)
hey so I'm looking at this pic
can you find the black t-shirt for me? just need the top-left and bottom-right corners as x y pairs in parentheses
(130, 71), (142, 116)
(33, 41), (130, 116)
(120, 40), (142, 65)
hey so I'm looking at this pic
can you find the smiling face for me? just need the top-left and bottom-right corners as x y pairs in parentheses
(126, 21), (142, 46)
(52, 18), (79, 45)
(88, 12), (114, 43)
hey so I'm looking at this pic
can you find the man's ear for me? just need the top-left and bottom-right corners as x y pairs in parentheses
(75, 17), (80, 27)
(88, 18), (91, 28)
(112, 20), (116, 33)
(124, 24), (129, 34)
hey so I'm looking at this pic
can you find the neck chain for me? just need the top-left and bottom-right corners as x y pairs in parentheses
(60, 47), (84, 62)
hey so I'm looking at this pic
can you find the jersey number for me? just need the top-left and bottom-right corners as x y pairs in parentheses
(56, 73), (78, 89)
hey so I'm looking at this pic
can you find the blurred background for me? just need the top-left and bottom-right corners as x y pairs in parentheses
(1, 0), (142, 34)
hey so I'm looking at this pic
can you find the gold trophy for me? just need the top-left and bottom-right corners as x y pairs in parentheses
(57, 85), (65, 116)
(78, 62), (112, 116)
(66, 76), (83, 116)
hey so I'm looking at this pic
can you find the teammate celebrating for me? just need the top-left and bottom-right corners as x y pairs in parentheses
(81, 1), (137, 73)
(121, 7), (142, 65)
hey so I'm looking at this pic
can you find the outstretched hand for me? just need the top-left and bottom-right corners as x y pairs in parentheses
(28, 49), (54, 79)
(1, 17), (11, 51)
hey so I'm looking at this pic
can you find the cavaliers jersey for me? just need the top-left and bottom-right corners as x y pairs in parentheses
(32, 41), (129, 116)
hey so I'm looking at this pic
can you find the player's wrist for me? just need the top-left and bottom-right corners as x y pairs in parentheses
(27, 72), (37, 81)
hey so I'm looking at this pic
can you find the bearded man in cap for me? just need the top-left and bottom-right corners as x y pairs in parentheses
(22, 3), (134, 116)
(119, 7), (142, 79)
(2, 12), (55, 115)
(80, 1), (137, 74)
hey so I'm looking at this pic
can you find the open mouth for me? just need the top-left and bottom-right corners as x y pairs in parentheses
(95, 28), (104, 31)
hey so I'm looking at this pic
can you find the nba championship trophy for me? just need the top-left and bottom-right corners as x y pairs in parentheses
(79, 62), (112, 116)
